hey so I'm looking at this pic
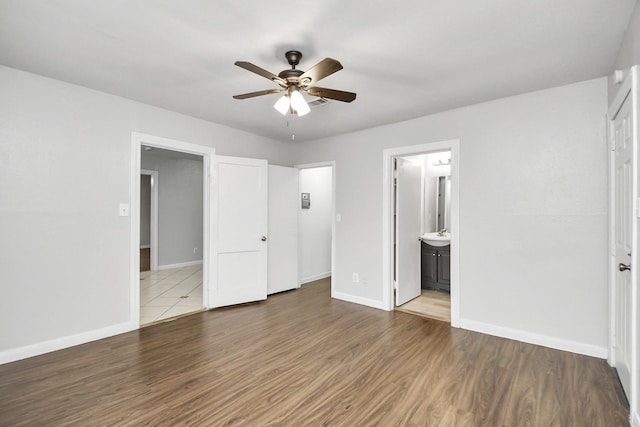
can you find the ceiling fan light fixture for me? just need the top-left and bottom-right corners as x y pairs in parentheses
(273, 95), (289, 115)
(290, 89), (310, 117)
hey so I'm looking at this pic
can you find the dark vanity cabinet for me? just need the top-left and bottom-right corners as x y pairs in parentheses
(421, 242), (450, 292)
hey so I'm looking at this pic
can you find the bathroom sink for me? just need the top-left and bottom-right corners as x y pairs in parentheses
(420, 232), (451, 247)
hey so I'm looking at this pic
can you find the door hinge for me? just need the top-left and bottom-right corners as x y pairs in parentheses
(393, 280), (398, 290)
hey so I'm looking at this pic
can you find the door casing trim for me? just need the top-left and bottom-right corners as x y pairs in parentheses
(382, 140), (460, 327)
(130, 132), (214, 327)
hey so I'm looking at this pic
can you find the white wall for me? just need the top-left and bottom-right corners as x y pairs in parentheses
(609, 0), (640, 101)
(299, 167), (333, 283)
(0, 65), (295, 360)
(292, 78), (609, 356)
(141, 152), (203, 267)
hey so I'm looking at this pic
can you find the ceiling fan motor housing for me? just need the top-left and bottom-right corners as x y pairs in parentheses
(278, 68), (303, 81)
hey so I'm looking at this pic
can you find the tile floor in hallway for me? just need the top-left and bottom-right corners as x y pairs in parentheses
(140, 265), (203, 325)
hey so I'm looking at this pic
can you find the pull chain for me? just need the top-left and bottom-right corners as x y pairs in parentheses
(286, 110), (296, 141)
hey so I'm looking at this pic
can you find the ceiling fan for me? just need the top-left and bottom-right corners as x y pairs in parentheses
(233, 50), (356, 117)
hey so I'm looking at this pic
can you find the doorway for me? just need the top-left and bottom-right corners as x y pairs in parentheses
(382, 140), (460, 326)
(130, 133), (214, 328)
(394, 152), (452, 322)
(139, 147), (204, 324)
(296, 162), (336, 294)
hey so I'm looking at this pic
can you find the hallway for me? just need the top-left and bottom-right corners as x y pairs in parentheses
(140, 265), (203, 324)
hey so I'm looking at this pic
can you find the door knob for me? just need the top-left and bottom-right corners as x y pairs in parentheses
(619, 263), (631, 272)
(261, 236), (267, 242)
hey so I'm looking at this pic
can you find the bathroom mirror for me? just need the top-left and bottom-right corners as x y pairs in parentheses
(435, 175), (451, 231)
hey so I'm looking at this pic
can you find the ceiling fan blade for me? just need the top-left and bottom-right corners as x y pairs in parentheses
(298, 58), (343, 85)
(234, 61), (287, 86)
(306, 86), (356, 103)
(233, 88), (284, 99)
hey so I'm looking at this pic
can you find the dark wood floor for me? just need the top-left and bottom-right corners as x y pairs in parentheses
(0, 278), (629, 426)
(140, 248), (150, 272)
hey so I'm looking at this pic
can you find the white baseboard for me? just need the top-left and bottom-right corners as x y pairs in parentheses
(140, 244), (151, 249)
(332, 291), (386, 310)
(459, 318), (608, 359)
(0, 321), (134, 365)
(300, 271), (331, 285)
(158, 260), (203, 270)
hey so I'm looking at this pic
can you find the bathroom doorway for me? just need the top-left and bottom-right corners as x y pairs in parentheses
(382, 140), (460, 326)
(394, 152), (451, 321)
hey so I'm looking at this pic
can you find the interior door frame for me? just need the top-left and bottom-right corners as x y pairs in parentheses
(382, 140), (460, 326)
(294, 161), (336, 295)
(140, 169), (159, 271)
(130, 132), (214, 328)
(608, 66), (639, 425)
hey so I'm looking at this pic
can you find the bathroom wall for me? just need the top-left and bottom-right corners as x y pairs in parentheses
(423, 151), (451, 232)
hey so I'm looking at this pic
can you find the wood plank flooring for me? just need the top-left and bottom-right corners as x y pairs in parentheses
(140, 248), (150, 272)
(0, 278), (629, 426)
(396, 290), (451, 322)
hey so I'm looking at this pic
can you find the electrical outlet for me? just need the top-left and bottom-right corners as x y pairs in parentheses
(193, 247), (198, 254)
(352, 273), (359, 283)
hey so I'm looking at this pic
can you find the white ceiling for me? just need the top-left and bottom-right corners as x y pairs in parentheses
(0, 0), (635, 142)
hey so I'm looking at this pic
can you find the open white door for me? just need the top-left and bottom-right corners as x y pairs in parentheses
(395, 158), (423, 306)
(267, 165), (299, 294)
(612, 83), (635, 400)
(210, 156), (268, 308)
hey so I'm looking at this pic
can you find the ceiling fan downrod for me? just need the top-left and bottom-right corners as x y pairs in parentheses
(284, 50), (302, 69)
